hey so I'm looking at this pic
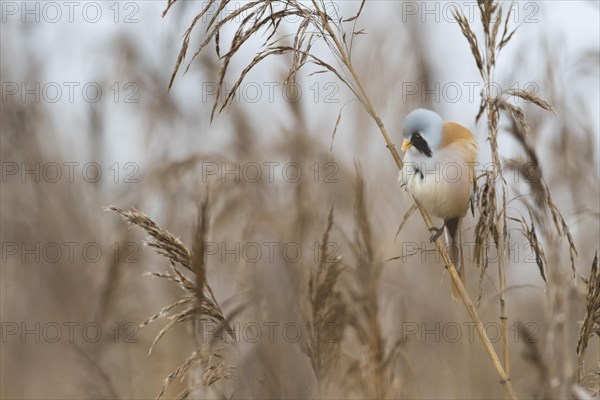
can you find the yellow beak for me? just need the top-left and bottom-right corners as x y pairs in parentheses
(401, 139), (412, 152)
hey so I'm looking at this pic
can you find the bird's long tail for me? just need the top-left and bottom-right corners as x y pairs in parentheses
(445, 218), (465, 300)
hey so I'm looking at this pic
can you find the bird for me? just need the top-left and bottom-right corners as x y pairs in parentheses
(398, 108), (477, 296)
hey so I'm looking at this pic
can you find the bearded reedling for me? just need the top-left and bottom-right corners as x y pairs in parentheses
(399, 109), (478, 297)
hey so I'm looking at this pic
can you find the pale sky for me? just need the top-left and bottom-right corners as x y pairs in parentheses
(2, 1), (598, 167)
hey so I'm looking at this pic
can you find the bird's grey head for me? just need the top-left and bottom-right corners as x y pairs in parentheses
(402, 108), (443, 157)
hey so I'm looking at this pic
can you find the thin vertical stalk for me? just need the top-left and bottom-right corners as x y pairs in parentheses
(483, 16), (511, 391)
(315, 5), (517, 399)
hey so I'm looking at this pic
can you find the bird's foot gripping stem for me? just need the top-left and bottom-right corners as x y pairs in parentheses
(428, 225), (445, 243)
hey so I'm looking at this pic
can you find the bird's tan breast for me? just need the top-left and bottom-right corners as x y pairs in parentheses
(439, 122), (477, 163)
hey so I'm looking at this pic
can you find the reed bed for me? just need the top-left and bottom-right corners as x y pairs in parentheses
(1, 1), (598, 399)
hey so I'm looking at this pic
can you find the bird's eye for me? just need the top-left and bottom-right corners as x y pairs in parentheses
(414, 132), (421, 138)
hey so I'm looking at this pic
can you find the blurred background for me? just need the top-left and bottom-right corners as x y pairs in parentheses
(1, 1), (599, 399)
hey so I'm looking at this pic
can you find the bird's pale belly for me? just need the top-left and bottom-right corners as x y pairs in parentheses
(402, 169), (470, 219)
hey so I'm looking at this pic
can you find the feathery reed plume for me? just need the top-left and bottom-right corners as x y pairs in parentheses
(349, 165), (386, 399)
(474, 170), (500, 305)
(508, 212), (548, 284)
(349, 166), (411, 398)
(303, 206), (347, 392)
(108, 204), (234, 398)
(576, 251), (600, 386)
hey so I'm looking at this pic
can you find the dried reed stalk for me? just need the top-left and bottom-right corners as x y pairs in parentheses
(454, 1), (513, 385)
(455, 3), (577, 397)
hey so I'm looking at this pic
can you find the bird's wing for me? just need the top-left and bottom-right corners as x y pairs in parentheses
(441, 122), (478, 217)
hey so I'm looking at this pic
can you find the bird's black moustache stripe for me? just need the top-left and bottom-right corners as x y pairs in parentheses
(411, 133), (432, 157)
